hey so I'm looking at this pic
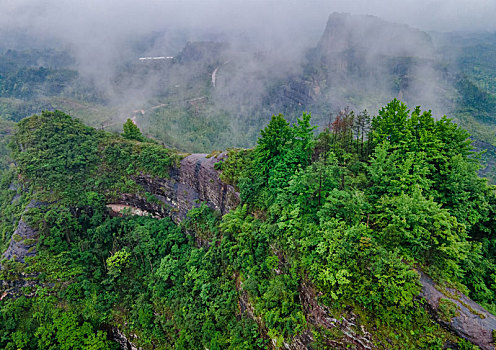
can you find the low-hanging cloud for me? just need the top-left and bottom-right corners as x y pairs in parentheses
(2, 0), (494, 80)
(0, 0), (494, 140)
(2, 0), (495, 48)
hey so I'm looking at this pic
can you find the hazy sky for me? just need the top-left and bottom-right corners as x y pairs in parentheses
(1, 0), (495, 40)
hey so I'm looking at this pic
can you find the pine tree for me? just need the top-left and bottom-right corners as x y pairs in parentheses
(122, 119), (144, 141)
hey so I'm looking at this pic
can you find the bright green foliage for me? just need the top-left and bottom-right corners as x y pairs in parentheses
(106, 248), (131, 277)
(214, 148), (253, 189)
(368, 142), (432, 198)
(35, 307), (111, 350)
(1, 103), (495, 349)
(229, 104), (496, 345)
(220, 205), (306, 341)
(0, 294), (113, 350)
(367, 100), (495, 300)
(122, 119), (145, 141)
(371, 98), (411, 145)
(241, 112), (316, 206)
(279, 152), (340, 215)
(10, 110), (177, 203)
(1, 206), (260, 349)
(257, 114), (293, 163)
(368, 100), (490, 231)
(183, 202), (220, 241)
(12, 110), (101, 196)
(375, 188), (468, 279)
(300, 220), (420, 318)
(461, 239), (496, 313)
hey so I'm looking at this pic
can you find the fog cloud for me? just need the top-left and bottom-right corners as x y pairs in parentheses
(2, 1), (495, 48)
(1, 0), (494, 142)
(2, 0), (493, 78)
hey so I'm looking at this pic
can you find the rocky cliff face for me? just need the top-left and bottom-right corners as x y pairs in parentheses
(317, 12), (434, 62)
(1, 199), (47, 264)
(111, 152), (240, 223)
(1, 199), (48, 298)
(419, 271), (496, 350)
(303, 12), (448, 115)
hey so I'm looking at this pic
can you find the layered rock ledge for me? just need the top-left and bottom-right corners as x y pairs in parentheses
(419, 271), (496, 350)
(112, 152), (239, 223)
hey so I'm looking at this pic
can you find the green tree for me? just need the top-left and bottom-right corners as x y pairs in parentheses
(374, 187), (468, 279)
(122, 119), (144, 141)
(242, 113), (316, 205)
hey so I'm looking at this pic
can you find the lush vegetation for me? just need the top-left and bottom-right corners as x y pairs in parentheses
(221, 100), (496, 347)
(11, 110), (177, 204)
(0, 101), (494, 349)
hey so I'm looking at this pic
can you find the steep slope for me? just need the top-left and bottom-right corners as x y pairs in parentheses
(0, 105), (495, 349)
(113, 152), (239, 223)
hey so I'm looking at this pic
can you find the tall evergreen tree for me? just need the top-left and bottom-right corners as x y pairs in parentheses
(122, 119), (144, 142)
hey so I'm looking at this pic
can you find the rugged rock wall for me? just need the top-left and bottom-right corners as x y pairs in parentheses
(1, 199), (48, 298)
(419, 271), (496, 350)
(1, 200), (47, 264)
(114, 152), (239, 223)
(317, 12), (434, 61)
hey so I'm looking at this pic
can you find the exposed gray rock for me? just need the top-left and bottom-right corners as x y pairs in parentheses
(288, 280), (374, 350)
(111, 328), (140, 350)
(120, 152), (239, 223)
(1, 200), (49, 297)
(419, 271), (496, 350)
(2, 219), (37, 263)
(2, 200), (47, 264)
(177, 153), (239, 216)
(317, 12), (434, 62)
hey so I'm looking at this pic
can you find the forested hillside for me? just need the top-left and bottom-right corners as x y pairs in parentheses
(0, 101), (495, 349)
(1, 9), (496, 350)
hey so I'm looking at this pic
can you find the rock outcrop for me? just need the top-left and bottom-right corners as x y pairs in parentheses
(111, 328), (140, 350)
(1, 200), (47, 264)
(317, 12), (434, 61)
(419, 271), (496, 350)
(290, 281), (374, 350)
(1, 199), (49, 297)
(114, 152), (239, 223)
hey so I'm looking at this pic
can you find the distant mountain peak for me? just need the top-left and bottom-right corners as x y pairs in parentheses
(317, 12), (434, 59)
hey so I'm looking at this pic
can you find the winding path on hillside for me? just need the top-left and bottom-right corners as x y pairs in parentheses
(211, 60), (232, 88)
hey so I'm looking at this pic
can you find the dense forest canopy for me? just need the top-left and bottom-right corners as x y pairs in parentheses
(0, 100), (494, 349)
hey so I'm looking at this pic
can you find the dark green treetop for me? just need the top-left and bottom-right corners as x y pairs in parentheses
(122, 119), (144, 142)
